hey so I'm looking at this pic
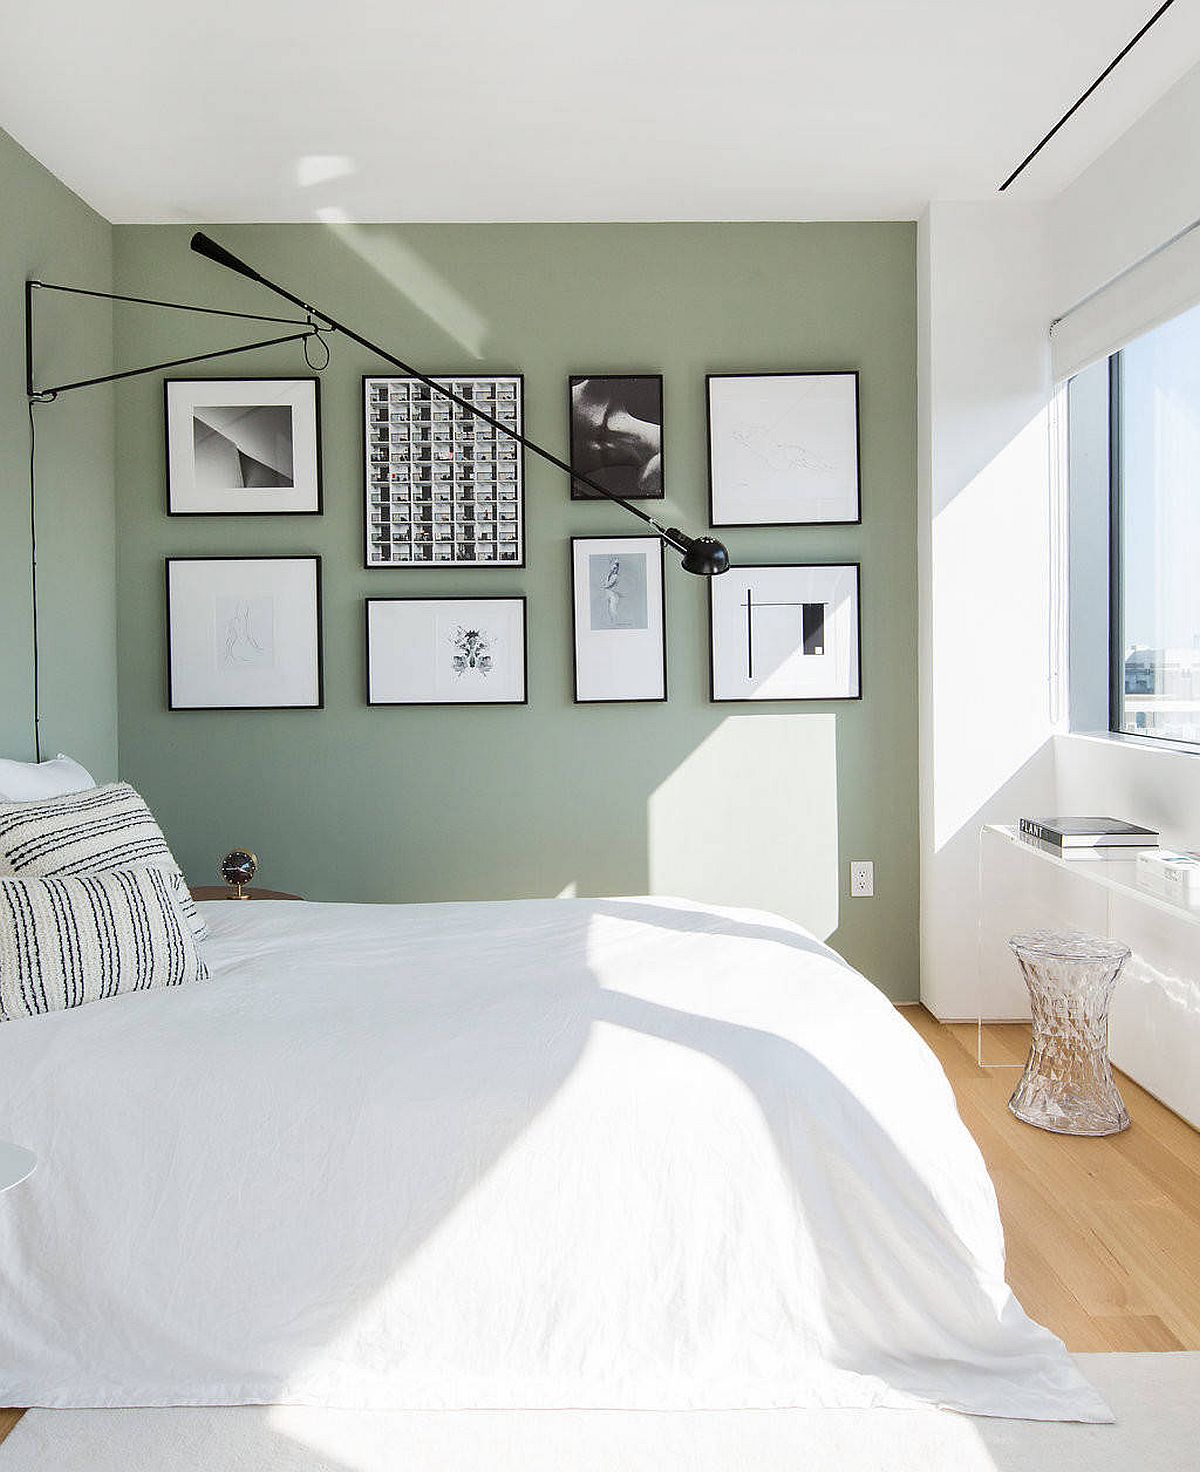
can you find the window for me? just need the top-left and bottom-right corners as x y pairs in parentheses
(1109, 303), (1200, 746)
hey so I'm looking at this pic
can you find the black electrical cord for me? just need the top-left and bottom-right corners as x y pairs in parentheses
(26, 397), (46, 762)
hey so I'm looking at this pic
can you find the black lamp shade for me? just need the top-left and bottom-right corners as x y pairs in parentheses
(676, 535), (731, 577)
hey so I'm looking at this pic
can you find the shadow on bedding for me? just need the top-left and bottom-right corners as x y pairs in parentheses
(0, 896), (1092, 1428)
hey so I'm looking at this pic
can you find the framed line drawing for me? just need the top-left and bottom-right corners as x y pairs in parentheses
(166, 378), (322, 515)
(706, 371), (860, 527)
(167, 556), (323, 710)
(570, 536), (667, 703)
(568, 374), (664, 500)
(363, 374), (524, 568)
(709, 563), (861, 702)
(366, 596), (528, 706)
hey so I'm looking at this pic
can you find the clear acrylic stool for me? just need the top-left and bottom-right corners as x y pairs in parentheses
(1007, 930), (1132, 1137)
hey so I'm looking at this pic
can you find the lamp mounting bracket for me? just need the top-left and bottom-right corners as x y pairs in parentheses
(24, 278), (333, 400)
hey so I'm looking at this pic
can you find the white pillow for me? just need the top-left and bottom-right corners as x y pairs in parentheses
(0, 870), (208, 1020)
(0, 782), (207, 944)
(0, 753), (95, 803)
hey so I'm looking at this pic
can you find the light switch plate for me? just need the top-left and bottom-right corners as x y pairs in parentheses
(850, 860), (874, 898)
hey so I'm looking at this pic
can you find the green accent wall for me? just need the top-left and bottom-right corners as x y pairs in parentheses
(0, 127), (116, 779)
(114, 222), (919, 1000)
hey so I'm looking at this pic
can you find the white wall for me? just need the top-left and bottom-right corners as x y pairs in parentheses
(918, 200), (1060, 1021)
(920, 61), (1200, 1125)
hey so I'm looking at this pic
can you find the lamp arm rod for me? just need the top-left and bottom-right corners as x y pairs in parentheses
(28, 279), (314, 328)
(29, 330), (321, 400)
(189, 234), (690, 552)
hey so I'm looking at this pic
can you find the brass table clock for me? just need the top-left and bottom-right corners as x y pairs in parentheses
(220, 849), (258, 899)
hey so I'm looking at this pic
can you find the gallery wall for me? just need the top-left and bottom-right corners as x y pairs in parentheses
(0, 126), (117, 779)
(113, 222), (920, 1000)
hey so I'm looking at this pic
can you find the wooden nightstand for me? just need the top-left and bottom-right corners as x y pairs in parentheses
(190, 887), (303, 902)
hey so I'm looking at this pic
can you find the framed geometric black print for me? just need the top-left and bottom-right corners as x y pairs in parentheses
(569, 375), (664, 500)
(165, 378), (322, 515)
(709, 563), (861, 702)
(707, 371), (860, 527)
(364, 375), (524, 567)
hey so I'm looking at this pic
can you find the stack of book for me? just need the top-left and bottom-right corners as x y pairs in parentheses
(1018, 816), (1160, 860)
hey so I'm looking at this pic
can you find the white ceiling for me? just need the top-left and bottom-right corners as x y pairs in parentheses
(3, 1), (1200, 222)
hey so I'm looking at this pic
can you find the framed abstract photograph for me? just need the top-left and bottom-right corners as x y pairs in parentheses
(165, 378), (322, 515)
(366, 596), (527, 706)
(166, 556), (323, 710)
(709, 563), (861, 702)
(570, 536), (667, 703)
(707, 371), (860, 527)
(569, 375), (664, 500)
(364, 375), (524, 567)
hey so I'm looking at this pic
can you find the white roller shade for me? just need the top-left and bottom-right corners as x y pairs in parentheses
(1051, 218), (1200, 382)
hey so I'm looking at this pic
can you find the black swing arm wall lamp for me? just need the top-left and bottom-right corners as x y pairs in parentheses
(186, 233), (730, 576)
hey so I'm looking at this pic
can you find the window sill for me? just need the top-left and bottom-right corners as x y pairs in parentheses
(1063, 729), (1200, 760)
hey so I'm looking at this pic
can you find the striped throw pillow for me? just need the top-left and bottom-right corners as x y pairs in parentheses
(0, 870), (209, 1020)
(0, 783), (207, 943)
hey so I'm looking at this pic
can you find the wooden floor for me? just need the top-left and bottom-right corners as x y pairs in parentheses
(904, 1005), (1200, 1352)
(2, 1007), (1196, 1447)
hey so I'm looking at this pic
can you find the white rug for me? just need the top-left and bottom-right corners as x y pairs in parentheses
(1, 1355), (1194, 1472)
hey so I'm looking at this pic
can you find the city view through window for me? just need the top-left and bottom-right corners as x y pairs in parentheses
(1116, 302), (1200, 745)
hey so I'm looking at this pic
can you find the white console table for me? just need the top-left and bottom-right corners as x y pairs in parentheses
(983, 824), (1200, 930)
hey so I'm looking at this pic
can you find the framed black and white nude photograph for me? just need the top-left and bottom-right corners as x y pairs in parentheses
(366, 596), (527, 706)
(570, 536), (666, 703)
(165, 378), (322, 515)
(569, 375), (664, 500)
(709, 563), (861, 702)
(166, 556), (323, 710)
(707, 371), (860, 527)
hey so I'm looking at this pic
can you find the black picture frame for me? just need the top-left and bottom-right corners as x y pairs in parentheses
(165, 377), (323, 517)
(568, 373), (665, 501)
(365, 595), (529, 707)
(569, 535), (668, 704)
(362, 373), (526, 570)
(706, 370), (862, 529)
(708, 561), (863, 703)
(166, 555), (324, 711)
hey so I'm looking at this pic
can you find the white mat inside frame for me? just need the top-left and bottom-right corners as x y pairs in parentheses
(2, 1355), (1195, 1472)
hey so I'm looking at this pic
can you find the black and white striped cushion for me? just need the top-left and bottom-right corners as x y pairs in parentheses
(0, 783), (207, 943)
(0, 870), (209, 1020)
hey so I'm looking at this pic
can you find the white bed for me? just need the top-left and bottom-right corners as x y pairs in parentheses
(0, 895), (1108, 1421)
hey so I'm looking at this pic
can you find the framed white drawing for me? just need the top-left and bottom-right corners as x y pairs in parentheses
(166, 556), (323, 710)
(706, 371), (860, 527)
(364, 375), (524, 567)
(366, 597), (527, 706)
(709, 563), (861, 702)
(571, 536), (666, 703)
(166, 378), (322, 515)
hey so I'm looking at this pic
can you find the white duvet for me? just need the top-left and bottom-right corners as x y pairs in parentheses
(0, 896), (1108, 1421)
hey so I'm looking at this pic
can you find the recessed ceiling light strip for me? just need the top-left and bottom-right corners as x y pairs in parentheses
(999, 0), (1178, 192)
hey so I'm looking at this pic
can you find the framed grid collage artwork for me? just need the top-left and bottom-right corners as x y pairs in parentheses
(364, 374), (525, 567)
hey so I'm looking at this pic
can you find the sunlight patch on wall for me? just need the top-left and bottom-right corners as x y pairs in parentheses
(315, 208), (489, 358)
(295, 155), (356, 189)
(931, 407), (1055, 850)
(648, 714), (839, 939)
